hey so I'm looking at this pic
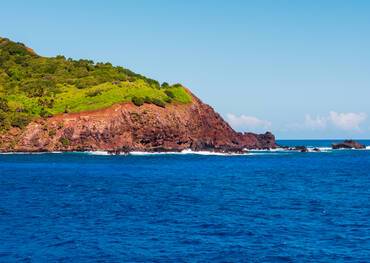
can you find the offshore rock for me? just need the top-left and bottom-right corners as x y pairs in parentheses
(332, 140), (365, 150)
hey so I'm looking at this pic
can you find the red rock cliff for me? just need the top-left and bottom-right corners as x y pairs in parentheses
(0, 93), (276, 153)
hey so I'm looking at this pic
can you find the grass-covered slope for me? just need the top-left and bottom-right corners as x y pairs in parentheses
(0, 37), (191, 131)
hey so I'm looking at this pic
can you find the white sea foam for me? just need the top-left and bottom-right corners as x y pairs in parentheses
(248, 148), (287, 152)
(307, 147), (332, 152)
(0, 151), (62, 155)
(1, 146), (368, 155)
(181, 149), (245, 156)
(85, 151), (111, 156)
(0, 150), (244, 156)
(249, 146), (333, 153)
(85, 147), (332, 156)
(130, 149), (245, 156)
(83, 149), (246, 156)
(128, 151), (180, 156)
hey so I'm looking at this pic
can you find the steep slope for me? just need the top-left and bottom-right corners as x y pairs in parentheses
(0, 92), (275, 153)
(0, 37), (276, 153)
(0, 37), (191, 129)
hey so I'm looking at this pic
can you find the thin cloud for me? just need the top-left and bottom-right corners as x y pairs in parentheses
(304, 114), (327, 130)
(287, 111), (367, 132)
(226, 113), (271, 132)
(329, 111), (367, 131)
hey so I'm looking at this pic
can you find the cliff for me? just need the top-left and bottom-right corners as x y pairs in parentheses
(0, 92), (276, 153)
(0, 37), (276, 153)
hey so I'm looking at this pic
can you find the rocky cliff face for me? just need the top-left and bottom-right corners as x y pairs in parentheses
(0, 93), (276, 153)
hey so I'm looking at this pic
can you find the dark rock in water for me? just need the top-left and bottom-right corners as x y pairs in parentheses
(312, 148), (321, 152)
(294, 146), (309, 152)
(332, 140), (365, 150)
(280, 145), (308, 152)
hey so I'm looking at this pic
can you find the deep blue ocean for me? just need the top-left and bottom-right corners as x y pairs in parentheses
(0, 140), (369, 262)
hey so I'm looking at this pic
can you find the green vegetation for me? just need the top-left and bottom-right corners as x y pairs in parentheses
(59, 137), (70, 146)
(0, 37), (192, 131)
(132, 96), (144, 106)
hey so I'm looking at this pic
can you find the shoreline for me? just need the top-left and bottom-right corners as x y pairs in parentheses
(1, 146), (369, 156)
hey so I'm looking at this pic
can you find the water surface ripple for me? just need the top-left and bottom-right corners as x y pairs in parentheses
(0, 141), (369, 262)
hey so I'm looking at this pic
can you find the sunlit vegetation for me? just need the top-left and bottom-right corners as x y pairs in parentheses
(0, 37), (192, 131)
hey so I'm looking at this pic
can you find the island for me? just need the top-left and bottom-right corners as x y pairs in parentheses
(0, 37), (276, 153)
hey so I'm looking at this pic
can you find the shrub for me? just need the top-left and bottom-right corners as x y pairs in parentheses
(164, 90), (175, 98)
(131, 96), (144, 106)
(0, 111), (10, 130)
(86, 89), (102, 97)
(151, 98), (166, 108)
(59, 137), (70, 146)
(143, 96), (152, 104)
(37, 98), (54, 108)
(56, 55), (66, 60)
(164, 97), (172, 103)
(161, 82), (169, 88)
(0, 98), (10, 112)
(48, 129), (56, 137)
(40, 108), (52, 118)
(172, 83), (182, 88)
(10, 113), (31, 128)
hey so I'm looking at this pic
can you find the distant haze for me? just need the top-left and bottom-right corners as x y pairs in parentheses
(1, 0), (369, 139)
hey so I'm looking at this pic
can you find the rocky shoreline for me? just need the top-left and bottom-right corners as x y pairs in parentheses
(0, 93), (276, 154)
(1, 90), (366, 155)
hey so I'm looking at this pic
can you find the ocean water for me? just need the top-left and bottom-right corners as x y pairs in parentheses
(0, 140), (369, 262)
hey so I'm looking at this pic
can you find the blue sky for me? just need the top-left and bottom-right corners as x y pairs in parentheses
(1, 0), (370, 139)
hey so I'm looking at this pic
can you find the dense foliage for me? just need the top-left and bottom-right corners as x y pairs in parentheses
(0, 37), (192, 131)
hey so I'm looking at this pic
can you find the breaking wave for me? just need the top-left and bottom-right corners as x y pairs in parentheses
(87, 149), (245, 156)
(1, 146), (369, 156)
(0, 151), (63, 155)
(249, 147), (332, 153)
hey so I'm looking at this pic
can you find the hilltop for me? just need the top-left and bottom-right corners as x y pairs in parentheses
(0, 37), (191, 131)
(0, 37), (275, 153)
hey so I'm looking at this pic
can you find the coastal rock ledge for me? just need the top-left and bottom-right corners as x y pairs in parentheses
(0, 93), (276, 153)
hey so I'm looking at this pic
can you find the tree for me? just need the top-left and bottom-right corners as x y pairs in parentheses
(161, 82), (169, 88)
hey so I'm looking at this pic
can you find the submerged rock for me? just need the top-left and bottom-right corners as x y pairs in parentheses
(332, 140), (365, 150)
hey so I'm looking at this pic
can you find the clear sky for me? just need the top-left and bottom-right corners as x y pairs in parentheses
(1, 0), (370, 139)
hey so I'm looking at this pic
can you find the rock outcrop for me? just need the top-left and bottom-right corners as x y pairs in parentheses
(280, 145), (311, 152)
(332, 140), (365, 150)
(0, 93), (276, 153)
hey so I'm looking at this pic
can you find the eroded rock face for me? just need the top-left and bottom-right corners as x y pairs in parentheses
(332, 140), (365, 150)
(0, 94), (277, 153)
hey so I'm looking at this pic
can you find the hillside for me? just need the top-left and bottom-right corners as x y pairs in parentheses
(0, 37), (276, 153)
(0, 37), (191, 131)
